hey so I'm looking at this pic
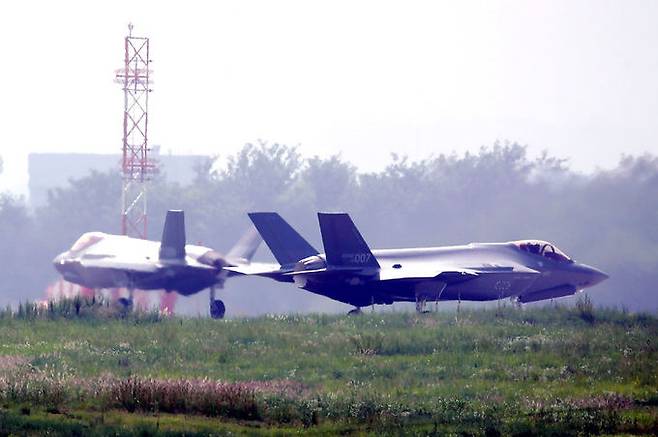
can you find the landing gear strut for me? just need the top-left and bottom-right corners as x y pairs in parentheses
(209, 285), (225, 319)
(415, 298), (429, 313)
(415, 282), (446, 314)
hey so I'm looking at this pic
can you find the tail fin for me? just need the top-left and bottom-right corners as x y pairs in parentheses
(317, 213), (380, 269)
(226, 225), (262, 263)
(248, 212), (318, 266)
(159, 210), (186, 260)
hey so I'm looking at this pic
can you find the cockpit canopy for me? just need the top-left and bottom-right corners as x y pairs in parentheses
(69, 232), (105, 253)
(512, 240), (572, 263)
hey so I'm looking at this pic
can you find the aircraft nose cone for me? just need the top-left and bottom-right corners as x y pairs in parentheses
(589, 267), (609, 286)
(52, 253), (68, 272)
(578, 264), (609, 287)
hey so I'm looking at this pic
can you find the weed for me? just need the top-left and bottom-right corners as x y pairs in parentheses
(0, 306), (655, 434)
(575, 293), (595, 324)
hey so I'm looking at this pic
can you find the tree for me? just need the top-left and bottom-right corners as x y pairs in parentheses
(2, 143), (657, 314)
(0, 193), (35, 304)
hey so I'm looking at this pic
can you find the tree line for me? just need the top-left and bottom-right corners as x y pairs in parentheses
(1, 141), (656, 314)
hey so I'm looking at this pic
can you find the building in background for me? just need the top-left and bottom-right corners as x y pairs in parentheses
(28, 147), (207, 207)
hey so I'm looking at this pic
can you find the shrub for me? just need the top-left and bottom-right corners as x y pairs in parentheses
(102, 376), (260, 420)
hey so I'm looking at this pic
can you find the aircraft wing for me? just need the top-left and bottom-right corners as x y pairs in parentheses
(378, 266), (479, 282)
(78, 256), (160, 273)
(467, 263), (540, 275)
(378, 262), (538, 282)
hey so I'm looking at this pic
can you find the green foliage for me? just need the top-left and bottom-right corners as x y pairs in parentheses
(105, 376), (259, 420)
(1, 298), (166, 322)
(575, 293), (595, 324)
(0, 308), (656, 434)
(3, 141), (658, 314)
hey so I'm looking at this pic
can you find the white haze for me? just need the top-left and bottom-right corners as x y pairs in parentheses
(1, 0), (657, 196)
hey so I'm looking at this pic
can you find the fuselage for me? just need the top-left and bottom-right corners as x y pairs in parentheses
(283, 242), (608, 307)
(53, 232), (222, 295)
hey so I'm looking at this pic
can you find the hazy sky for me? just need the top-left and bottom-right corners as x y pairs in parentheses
(1, 0), (657, 195)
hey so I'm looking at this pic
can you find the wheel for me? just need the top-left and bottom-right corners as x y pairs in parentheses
(210, 299), (226, 319)
(118, 297), (133, 309)
(347, 307), (362, 316)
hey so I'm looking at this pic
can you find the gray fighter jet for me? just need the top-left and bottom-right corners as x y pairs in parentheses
(227, 212), (608, 313)
(53, 210), (262, 318)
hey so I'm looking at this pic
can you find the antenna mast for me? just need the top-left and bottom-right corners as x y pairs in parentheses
(115, 23), (156, 238)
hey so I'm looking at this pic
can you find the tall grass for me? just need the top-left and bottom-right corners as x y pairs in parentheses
(0, 371), (644, 430)
(575, 293), (595, 324)
(0, 304), (656, 433)
(0, 297), (166, 322)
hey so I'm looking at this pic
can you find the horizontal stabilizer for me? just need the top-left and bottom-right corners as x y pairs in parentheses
(224, 262), (283, 276)
(248, 212), (318, 266)
(282, 268), (328, 276)
(318, 213), (380, 269)
(159, 210), (186, 260)
(224, 262), (293, 282)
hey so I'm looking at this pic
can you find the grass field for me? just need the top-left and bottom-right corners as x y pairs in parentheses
(0, 298), (656, 435)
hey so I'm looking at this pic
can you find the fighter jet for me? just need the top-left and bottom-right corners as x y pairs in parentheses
(227, 212), (608, 313)
(53, 210), (261, 318)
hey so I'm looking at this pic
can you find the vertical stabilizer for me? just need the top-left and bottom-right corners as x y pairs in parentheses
(159, 210), (186, 260)
(317, 213), (380, 269)
(248, 212), (318, 266)
(226, 225), (262, 262)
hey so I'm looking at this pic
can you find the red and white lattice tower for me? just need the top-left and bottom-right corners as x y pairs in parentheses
(114, 24), (156, 238)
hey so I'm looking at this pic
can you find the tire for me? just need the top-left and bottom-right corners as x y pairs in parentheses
(210, 299), (226, 319)
(118, 297), (133, 308)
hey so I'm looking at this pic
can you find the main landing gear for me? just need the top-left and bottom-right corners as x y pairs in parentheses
(210, 299), (225, 319)
(209, 285), (225, 319)
(415, 282), (447, 314)
(118, 287), (135, 311)
(415, 299), (433, 314)
(348, 295), (378, 315)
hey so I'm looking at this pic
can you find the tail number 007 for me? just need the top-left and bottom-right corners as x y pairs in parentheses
(343, 253), (372, 264)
